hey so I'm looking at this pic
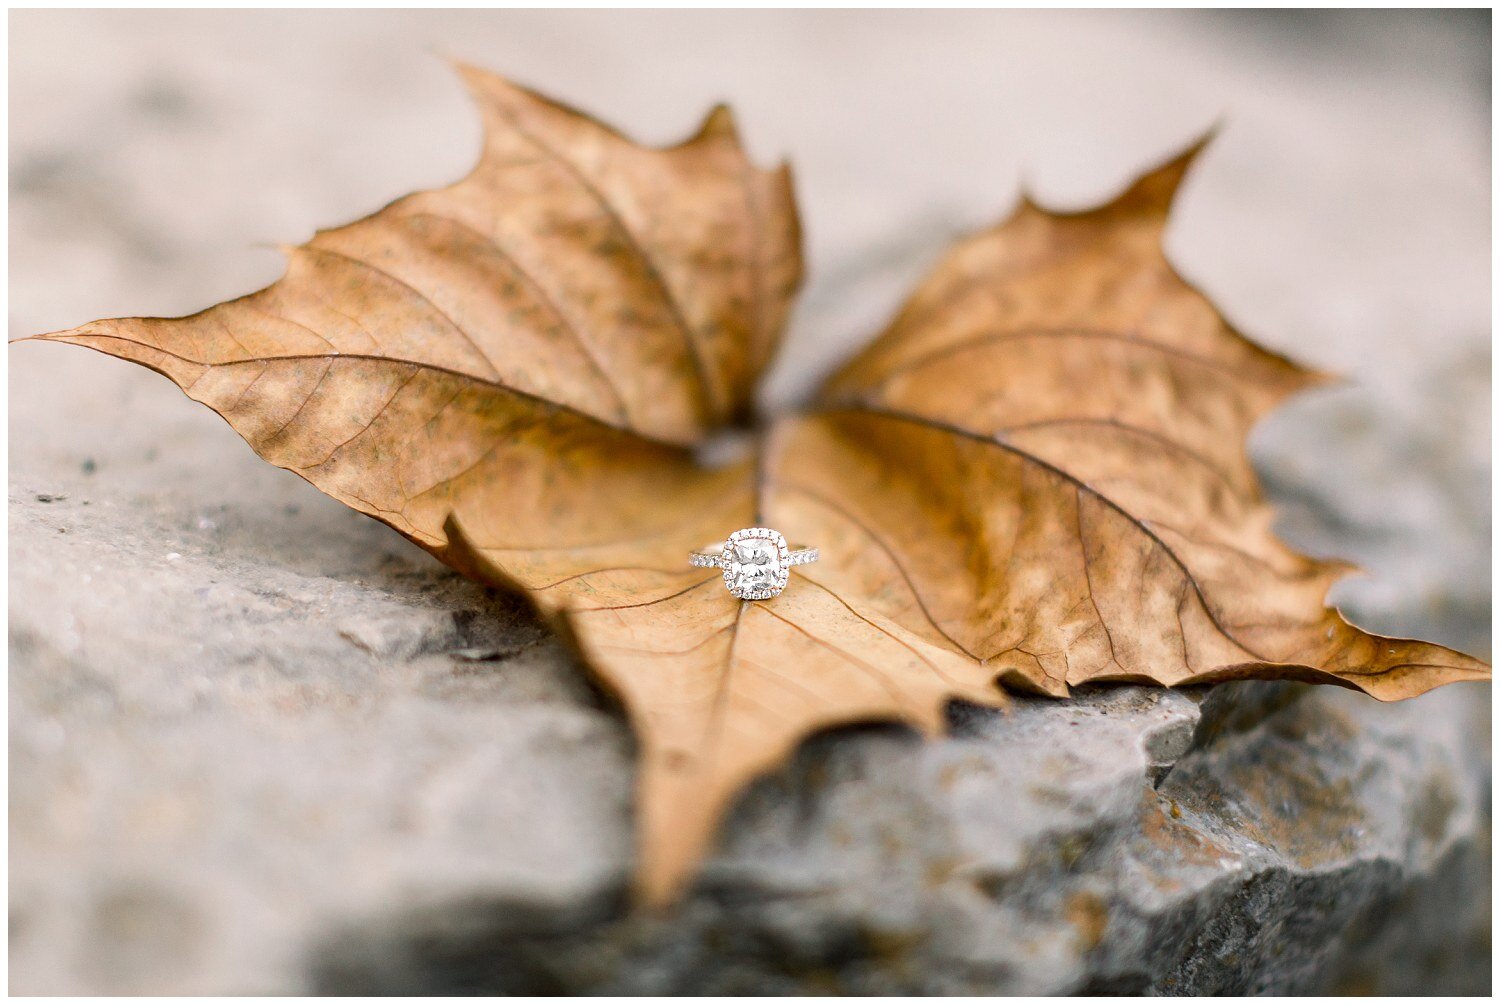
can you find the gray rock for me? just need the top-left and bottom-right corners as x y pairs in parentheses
(9, 9), (1489, 995)
(10, 495), (1487, 994)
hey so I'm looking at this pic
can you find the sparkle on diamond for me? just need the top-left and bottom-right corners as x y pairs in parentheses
(730, 538), (780, 594)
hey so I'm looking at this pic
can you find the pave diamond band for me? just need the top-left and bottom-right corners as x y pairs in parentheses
(689, 546), (820, 569)
(689, 528), (818, 600)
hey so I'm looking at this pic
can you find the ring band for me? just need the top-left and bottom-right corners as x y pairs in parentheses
(689, 544), (821, 568)
(689, 527), (818, 600)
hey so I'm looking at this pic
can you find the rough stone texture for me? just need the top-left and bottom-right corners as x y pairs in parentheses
(9, 9), (1490, 995)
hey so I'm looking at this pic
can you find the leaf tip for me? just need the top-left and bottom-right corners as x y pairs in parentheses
(447, 59), (543, 125)
(257, 241), (299, 261)
(1115, 127), (1221, 216)
(632, 865), (689, 913)
(1360, 661), (1491, 702)
(1014, 126), (1221, 224)
(24, 323), (94, 347)
(1305, 365), (1350, 391)
(446, 55), (495, 92)
(693, 102), (739, 143)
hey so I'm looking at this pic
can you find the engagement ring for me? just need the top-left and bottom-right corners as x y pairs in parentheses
(689, 527), (819, 600)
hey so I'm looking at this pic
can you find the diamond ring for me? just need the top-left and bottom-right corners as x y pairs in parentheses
(689, 527), (819, 600)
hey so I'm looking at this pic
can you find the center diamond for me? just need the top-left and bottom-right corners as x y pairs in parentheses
(723, 528), (790, 600)
(733, 539), (779, 588)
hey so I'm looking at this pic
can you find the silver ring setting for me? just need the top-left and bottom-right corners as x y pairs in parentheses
(689, 527), (819, 600)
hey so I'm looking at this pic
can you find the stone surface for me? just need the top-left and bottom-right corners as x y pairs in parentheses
(9, 9), (1490, 995)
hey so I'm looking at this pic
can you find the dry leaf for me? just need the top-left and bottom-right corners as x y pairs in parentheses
(30, 67), (1488, 906)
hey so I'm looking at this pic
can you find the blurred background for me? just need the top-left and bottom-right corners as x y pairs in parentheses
(10, 9), (1490, 994)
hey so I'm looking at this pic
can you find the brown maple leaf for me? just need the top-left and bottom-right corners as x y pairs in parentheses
(29, 66), (1488, 906)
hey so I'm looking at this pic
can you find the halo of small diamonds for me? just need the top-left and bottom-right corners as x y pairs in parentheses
(722, 527), (790, 600)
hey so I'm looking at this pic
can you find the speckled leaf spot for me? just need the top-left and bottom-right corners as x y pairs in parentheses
(27, 66), (1489, 906)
